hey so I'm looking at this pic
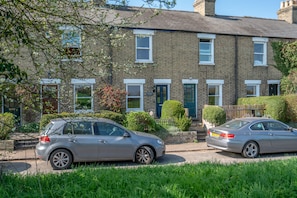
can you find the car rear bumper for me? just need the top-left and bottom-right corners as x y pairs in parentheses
(35, 143), (48, 161)
(206, 136), (243, 153)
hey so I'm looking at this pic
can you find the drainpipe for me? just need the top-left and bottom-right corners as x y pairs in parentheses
(234, 35), (238, 103)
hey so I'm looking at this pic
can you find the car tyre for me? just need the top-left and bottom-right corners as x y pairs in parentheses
(135, 146), (155, 164)
(50, 149), (73, 170)
(242, 141), (259, 158)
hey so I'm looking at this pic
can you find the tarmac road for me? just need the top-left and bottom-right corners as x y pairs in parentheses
(1, 149), (297, 175)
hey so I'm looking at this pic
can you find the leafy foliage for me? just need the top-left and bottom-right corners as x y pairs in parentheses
(272, 41), (297, 94)
(202, 105), (226, 126)
(96, 84), (127, 113)
(161, 100), (191, 131)
(0, 113), (15, 140)
(126, 111), (156, 132)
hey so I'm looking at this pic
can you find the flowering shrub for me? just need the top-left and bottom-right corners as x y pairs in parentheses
(96, 84), (127, 113)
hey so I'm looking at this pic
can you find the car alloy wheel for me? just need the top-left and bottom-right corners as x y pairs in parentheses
(50, 149), (73, 170)
(135, 146), (155, 164)
(242, 141), (259, 158)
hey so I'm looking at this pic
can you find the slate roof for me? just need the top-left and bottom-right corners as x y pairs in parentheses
(105, 6), (297, 39)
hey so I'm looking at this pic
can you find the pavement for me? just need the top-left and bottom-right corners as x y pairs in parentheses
(0, 142), (214, 161)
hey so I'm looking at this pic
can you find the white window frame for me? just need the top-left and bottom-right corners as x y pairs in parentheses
(133, 29), (154, 63)
(71, 78), (95, 113)
(124, 79), (145, 112)
(245, 80), (261, 97)
(206, 79), (224, 106)
(197, 33), (216, 65)
(253, 37), (268, 66)
(59, 25), (82, 62)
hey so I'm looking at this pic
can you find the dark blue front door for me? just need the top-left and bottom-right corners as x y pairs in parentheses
(183, 84), (196, 118)
(156, 85), (168, 118)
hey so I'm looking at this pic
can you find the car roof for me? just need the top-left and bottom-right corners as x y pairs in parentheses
(233, 117), (276, 123)
(50, 117), (116, 124)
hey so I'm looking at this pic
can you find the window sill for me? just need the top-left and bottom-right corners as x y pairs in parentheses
(135, 60), (154, 64)
(61, 58), (83, 62)
(199, 63), (215, 66)
(253, 65), (268, 67)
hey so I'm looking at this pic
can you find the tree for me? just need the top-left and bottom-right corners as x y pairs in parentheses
(272, 41), (297, 94)
(0, 0), (176, 112)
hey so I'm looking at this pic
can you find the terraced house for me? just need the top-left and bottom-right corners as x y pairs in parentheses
(3, 0), (297, 124)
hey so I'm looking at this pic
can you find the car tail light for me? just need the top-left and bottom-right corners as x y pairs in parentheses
(40, 135), (50, 143)
(220, 133), (235, 139)
(207, 130), (211, 135)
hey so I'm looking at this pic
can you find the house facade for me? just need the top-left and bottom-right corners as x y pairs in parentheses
(2, 0), (297, 123)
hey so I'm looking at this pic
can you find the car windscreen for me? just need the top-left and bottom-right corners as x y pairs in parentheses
(220, 120), (250, 129)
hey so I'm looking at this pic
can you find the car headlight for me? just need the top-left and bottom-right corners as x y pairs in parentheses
(157, 139), (164, 145)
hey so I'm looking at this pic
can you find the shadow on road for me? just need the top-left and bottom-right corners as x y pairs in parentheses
(0, 161), (32, 173)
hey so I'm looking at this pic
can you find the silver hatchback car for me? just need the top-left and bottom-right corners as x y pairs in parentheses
(36, 117), (165, 170)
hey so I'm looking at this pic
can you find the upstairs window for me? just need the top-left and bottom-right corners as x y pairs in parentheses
(133, 29), (154, 63)
(60, 25), (82, 60)
(197, 33), (216, 65)
(253, 37), (268, 66)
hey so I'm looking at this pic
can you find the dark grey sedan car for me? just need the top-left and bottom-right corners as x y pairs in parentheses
(206, 117), (297, 158)
(36, 117), (165, 170)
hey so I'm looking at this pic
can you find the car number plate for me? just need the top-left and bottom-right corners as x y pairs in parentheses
(210, 132), (220, 138)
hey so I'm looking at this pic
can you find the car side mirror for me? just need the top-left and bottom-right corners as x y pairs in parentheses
(123, 132), (130, 138)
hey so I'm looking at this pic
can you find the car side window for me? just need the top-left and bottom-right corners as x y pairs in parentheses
(71, 121), (92, 135)
(63, 123), (73, 134)
(250, 122), (265, 131)
(266, 122), (288, 131)
(95, 122), (125, 136)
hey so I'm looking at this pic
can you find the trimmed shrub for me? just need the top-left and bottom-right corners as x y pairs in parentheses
(238, 96), (287, 122)
(161, 100), (192, 131)
(283, 94), (297, 122)
(161, 100), (185, 119)
(126, 111), (156, 132)
(39, 111), (125, 130)
(202, 105), (226, 126)
(0, 113), (15, 140)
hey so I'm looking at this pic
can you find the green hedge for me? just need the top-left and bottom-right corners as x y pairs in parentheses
(126, 111), (156, 132)
(202, 106), (226, 126)
(40, 111), (125, 130)
(0, 113), (15, 140)
(161, 100), (192, 131)
(283, 94), (297, 122)
(238, 96), (287, 122)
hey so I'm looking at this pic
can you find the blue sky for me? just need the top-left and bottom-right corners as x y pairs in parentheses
(123, 0), (281, 19)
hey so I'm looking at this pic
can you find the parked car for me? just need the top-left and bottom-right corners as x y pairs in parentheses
(36, 117), (165, 170)
(206, 117), (297, 158)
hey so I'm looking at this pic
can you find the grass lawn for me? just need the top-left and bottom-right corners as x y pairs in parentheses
(1, 158), (297, 197)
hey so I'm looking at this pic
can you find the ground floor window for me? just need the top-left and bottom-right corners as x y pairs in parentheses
(124, 79), (145, 112)
(40, 79), (61, 114)
(207, 79), (224, 106)
(71, 79), (95, 113)
(245, 80), (261, 97)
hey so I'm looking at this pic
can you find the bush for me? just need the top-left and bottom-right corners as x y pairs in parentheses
(0, 113), (15, 140)
(238, 96), (287, 122)
(18, 122), (40, 133)
(161, 100), (185, 119)
(283, 94), (297, 122)
(174, 116), (192, 131)
(39, 111), (125, 130)
(202, 105), (226, 126)
(126, 112), (156, 132)
(161, 100), (192, 131)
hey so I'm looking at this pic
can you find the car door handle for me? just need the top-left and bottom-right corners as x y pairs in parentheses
(69, 139), (76, 143)
(99, 140), (107, 144)
(269, 133), (273, 136)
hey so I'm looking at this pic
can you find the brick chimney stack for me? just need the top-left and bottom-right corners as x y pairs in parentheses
(277, 0), (297, 24)
(193, 0), (216, 16)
